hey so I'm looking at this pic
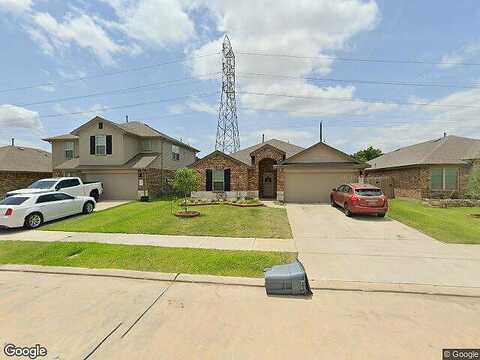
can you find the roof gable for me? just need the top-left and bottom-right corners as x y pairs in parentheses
(230, 139), (304, 165)
(190, 150), (250, 168)
(283, 142), (361, 164)
(250, 143), (286, 156)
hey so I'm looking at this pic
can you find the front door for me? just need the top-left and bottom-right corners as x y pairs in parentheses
(262, 172), (274, 198)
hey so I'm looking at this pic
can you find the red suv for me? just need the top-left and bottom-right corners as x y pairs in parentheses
(330, 183), (388, 217)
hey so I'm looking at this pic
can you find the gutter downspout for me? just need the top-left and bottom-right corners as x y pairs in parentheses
(160, 140), (164, 194)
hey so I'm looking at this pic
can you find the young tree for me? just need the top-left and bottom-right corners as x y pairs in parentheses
(173, 168), (200, 213)
(352, 146), (383, 163)
(466, 167), (480, 199)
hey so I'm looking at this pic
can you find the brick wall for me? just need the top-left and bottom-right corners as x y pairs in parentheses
(0, 171), (52, 198)
(365, 167), (427, 199)
(145, 168), (175, 198)
(366, 164), (473, 199)
(192, 153), (250, 191)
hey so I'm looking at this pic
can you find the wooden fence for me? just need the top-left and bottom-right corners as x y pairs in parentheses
(361, 176), (395, 199)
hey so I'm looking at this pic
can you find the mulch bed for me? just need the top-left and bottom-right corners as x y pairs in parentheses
(174, 211), (201, 218)
(185, 202), (264, 208)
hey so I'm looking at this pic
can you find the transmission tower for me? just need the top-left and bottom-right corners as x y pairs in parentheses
(215, 35), (240, 153)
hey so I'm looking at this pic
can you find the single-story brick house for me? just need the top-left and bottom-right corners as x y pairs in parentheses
(365, 135), (480, 199)
(0, 142), (52, 199)
(191, 139), (367, 203)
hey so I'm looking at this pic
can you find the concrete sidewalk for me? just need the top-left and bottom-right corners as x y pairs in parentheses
(0, 230), (297, 252)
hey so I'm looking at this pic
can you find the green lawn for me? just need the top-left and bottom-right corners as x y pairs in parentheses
(388, 199), (480, 244)
(0, 241), (296, 278)
(42, 200), (292, 239)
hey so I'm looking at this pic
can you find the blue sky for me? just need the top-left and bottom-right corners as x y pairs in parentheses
(1, 0), (480, 156)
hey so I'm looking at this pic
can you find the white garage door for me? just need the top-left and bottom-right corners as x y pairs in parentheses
(84, 172), (138, 200)
(284, 170), (358, 203)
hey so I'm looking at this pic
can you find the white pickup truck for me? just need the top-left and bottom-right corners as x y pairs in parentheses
(6, 177), (103, 202)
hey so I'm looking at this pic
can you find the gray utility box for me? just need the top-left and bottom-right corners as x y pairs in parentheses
(264, 259), (312, 296)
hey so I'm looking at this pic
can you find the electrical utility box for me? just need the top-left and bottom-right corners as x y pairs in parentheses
(264, 259), (312, 296)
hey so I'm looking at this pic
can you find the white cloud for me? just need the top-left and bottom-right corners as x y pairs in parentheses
(188, 0), (385, 116)
(0, 105), (43, 133)
(242, 128), (316, 148)
(29, 12), (124, 65)
(102, 0), (196, 47)
(438, 40), (480, 69)
(187, 100), (217, 114)
(0, 0), (32, 14)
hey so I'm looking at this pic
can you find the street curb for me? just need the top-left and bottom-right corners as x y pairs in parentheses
(1, 264), (480, 298)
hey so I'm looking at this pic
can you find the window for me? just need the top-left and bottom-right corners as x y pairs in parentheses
(64, 142), (74, 160)
(213, 169), (225, 191)
(431, 168), (459, 191)
(143, 139), (152, 152)
(172, 145), (180, 161)
(95, 135), (106, 155)
(28, 180), (57, 189)
(98, 122), (103, 129)
(355, 188), (383, 197)
(445, 168), (459, 190)
(0, 197), (29, 205)
(53, 193), (74, 201)
(251, 155), (256, 165)
(37, 194), (58, 203)
(56, 179), (80, 190)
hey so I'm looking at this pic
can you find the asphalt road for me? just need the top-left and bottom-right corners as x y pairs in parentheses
(1, 271), (479, 360)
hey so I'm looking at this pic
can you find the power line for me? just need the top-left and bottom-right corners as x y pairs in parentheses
(0, 52), (220, 94)
(240, 91), (480, 110)
(238, 71), (480, 89)
(39, 92), (219, 119)
(238, 51), (480, 67)
(18, 73), (221, 107)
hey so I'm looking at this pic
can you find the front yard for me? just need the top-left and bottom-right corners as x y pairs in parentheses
(388, 199), (480, 244)
(42, 200), (293, 239)
(0, 241), (296, 278)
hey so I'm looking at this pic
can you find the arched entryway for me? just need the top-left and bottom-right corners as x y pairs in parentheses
(258, 158), (277, 199)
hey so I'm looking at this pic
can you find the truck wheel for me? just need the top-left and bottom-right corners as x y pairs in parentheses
(25, 213), (43, 229)
(89, 190), (99, 202)
(83, 201), (95, 214)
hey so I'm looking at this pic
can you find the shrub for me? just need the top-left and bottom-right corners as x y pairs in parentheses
(466, 168), (480, 199)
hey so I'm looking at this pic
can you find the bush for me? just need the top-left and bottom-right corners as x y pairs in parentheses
(466, 168), (480, 199)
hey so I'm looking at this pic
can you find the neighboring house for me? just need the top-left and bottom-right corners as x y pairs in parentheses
(191, 139), (367, 203)
(365, 135), (480, 199)
(43, 116), (199, 200)
(0, 141), (52, 199)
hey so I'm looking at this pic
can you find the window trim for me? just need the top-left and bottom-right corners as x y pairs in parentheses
(431, 167), (459, 191)
(64, 141), (74, 160)
(95, 135), (106, 156)
(212, 169), (225, 192)
(143, 139), (153, 152)
(171, 144), (180, 161)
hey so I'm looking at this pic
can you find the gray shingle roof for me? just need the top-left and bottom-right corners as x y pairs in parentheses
(367, 135), (480, 170)
(42, 134), (79, 141)
(0, 145), (52, 172)
(117, 121), (199, 152)
(230, 139), (304, 165)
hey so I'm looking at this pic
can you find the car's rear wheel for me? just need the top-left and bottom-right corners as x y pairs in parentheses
(25, 213), (43, 229)
(83, 201), (94, 214)
(344, 203), (353, 217)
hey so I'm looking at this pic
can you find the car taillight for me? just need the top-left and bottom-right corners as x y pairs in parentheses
(5, 208), (13, 216)
(350, 195), (360, 204)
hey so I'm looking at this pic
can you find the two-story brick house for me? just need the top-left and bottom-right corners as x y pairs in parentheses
(43, 116), (199, 200)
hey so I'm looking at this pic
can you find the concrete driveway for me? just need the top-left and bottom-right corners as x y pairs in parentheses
(1, 271), (479, 360)
(287, 204), (480, 288)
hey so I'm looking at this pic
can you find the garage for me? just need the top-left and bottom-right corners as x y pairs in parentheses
(284, 169), (359, 203)
(84, 171), (138, 200)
